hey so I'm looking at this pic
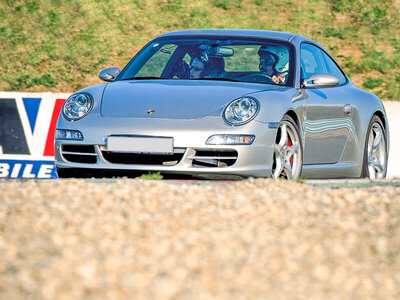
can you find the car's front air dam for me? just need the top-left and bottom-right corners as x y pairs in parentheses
(55, 114), (278, 178)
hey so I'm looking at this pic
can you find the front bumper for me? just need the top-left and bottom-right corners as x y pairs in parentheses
(55, 114), (278, 178)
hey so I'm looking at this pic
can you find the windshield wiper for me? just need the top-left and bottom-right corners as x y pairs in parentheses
(192, 77), (241, 82)
(121, 76), (166, 80)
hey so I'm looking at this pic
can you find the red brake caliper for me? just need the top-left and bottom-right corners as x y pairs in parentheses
(287, 139), (292, 163)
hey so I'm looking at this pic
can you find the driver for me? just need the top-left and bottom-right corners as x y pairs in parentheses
(258, 46), (288, 84)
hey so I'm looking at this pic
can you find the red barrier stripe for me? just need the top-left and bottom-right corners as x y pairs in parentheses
(43, 99), (66, 156)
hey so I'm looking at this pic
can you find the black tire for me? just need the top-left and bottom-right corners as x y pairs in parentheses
(361, 115), (388, 179)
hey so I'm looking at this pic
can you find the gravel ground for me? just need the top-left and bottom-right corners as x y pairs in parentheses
(1, 178), (400, 300)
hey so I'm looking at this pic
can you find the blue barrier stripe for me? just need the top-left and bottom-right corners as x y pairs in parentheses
(0, 160), (58, 179)
(22, 98), (42, 134)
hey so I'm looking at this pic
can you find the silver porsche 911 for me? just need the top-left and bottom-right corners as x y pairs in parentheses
(55, 29), (389, 179)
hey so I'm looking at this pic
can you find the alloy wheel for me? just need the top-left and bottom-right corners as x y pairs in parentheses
(272, 119), (302, 179)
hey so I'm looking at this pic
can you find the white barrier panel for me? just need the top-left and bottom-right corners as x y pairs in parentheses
(0, 93), (399, 179)
(0, 92), (70, 179)
(383, 101), (399, 179)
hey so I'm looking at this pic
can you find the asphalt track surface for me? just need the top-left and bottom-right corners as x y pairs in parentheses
(1, 177), (400, 299)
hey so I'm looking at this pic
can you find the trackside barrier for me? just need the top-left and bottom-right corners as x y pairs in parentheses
(0, 92), (70, 179)
(0, 93), (399, 179)
(382, 101), (399, 179)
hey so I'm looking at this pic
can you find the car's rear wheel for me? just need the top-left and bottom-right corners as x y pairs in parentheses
(362, 116), (388, 179)
(271, 115), (303, 179)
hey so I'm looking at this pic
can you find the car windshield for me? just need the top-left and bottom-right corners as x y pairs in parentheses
(117, 37), (294, 86)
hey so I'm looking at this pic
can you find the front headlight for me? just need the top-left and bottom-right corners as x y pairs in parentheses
(223, 97), (259, 126)
(63, 93), (93, 121)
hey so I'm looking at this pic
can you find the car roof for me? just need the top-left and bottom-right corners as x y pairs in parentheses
(156, 29), (311, 43)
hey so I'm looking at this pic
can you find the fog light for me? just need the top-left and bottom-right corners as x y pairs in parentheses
(206, 135), (255, 145)
(56, 129), (84, 141)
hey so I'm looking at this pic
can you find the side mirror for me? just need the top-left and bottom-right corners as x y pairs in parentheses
(99, 67), (120, 82)
(302, 73), (339, 88)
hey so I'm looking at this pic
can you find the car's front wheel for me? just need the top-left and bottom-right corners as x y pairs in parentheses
(271, 115), (303, 179)
(362, 116), (388, 179)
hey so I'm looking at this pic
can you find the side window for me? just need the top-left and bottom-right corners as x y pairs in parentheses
(300, 48), (317, 78)
(320, 51), (347, 85)
(182, 53), (191, 65)
(300, 44), (325, 79)
(301, 43), (347, 85)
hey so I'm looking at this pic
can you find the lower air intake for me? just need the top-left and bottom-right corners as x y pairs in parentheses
(190, 149), (238, 167)
(61, 145), (97, 164)
(101, 151), (184, 166)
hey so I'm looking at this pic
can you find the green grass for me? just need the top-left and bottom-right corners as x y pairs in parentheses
(139, 172), (163, 180)
(363, 78), (384, 90)
(295, 177), (305, 184)
(0, 0), (399, 99)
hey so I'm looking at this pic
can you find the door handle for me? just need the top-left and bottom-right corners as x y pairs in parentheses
(343, 104), (352, 116)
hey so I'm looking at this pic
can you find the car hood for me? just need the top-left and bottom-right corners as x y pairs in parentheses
(101, 80), (283, 119)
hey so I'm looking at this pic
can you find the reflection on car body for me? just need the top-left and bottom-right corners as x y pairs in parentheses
(55, 29), (389, 180)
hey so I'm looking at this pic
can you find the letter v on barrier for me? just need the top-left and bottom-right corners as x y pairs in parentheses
(15, 94), (58, 158)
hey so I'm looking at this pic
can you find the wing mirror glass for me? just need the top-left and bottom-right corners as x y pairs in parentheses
(99, 67), (120, 82)
(302, 73), (340, 88)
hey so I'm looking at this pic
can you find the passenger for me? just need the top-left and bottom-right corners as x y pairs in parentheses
(173, 51), (207, 79)
(189, 46), (226, 79)
(202, 57), (225, 78)
(189, 57), (206, 79)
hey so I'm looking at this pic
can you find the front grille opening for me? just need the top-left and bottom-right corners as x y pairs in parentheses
(62, 145), (96, 153)
(61, 144), (97, 164)
(101, 151), (184, 166)
(191, 149), (238, 168)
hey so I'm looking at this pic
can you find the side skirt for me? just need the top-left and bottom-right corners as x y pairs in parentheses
(301, 162), (361, 179)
